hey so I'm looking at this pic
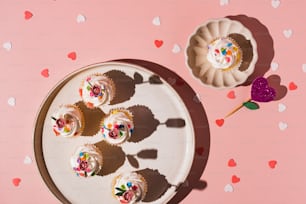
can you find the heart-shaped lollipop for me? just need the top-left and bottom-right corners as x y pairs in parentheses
(251, 77), (276, 102)
(216, 76), (277, 126)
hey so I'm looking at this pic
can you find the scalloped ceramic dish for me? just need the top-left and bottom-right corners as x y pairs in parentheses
(186, 18), (258, 88)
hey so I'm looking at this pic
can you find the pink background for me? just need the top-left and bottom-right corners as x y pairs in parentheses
(1, 0), (306, 203)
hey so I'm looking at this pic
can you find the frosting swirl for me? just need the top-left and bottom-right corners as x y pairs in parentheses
(51, 104), (84, 137)
(70, 144), (103, 177)
(101, 109), (134, 145)
(113, 172), (147, 204)
(207, 37), (242, 70)
(79, 74), (115, 108)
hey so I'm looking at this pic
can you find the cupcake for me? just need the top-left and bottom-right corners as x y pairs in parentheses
(100, 108), (134, 145)
(112, 172), (147, 204)
(70, 144), (103, 177)
(51, 104), (84, 137)
(206, 37), (242, 71)
(79, 73), (115, 109)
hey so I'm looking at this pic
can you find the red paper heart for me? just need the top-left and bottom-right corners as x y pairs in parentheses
(269, 160), (277, 169)
(228, 159), (237, 167)
(154, 40), (163, 48)
(231, 175), (240, 183)
(41, 68), (49, 78)
(24, 11), (33, 20)
(196, 147), (204, 156)
(12, 178), (21, 187)
(67, 52), (77, 60)
(227, 91), (236, 99)
(288, 82), (297, 90)
(215, 119), (224, 127)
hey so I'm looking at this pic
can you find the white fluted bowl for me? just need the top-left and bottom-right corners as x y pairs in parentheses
(186, 18), (258, 88)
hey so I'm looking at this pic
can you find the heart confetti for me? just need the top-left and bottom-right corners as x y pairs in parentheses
(152, 16), (161, 26)
(172, 44), (181, 53)
(154, 40), (163, 48)
(193, 93), (201, 103)
(283, 29), (293, 38)
(231, 175), (240, 184)
(271, 0), (281, 8)
(41, 68), (49, 78)
(24, 10), (33, 20)
(76, 14), (86, 23)
(268, 160), (277, 169)
(227, 90), (236, 99)
(271, 62), (279, 71)
(302, 64), (306, 73)
(278, 121), (288, 131)
(224, 184), (234, 192)
(24, 156), (32, 164)
(278, 103), (286, 112)
(3, 41), (12, 51)
(8, 97), (16, 107)
(12, 178), (21, 187)
(216, 119), (224, 127)
(288, 82), (297, 90)
(228, 159), (237, 167)
(167, 77), (176, 85)
(67, 51), (77, 60)
(220, 0), (229, 6)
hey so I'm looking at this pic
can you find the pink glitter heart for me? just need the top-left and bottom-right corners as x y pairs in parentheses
(251, 77), (276, 102)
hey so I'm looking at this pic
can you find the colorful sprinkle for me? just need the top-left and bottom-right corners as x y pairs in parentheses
(127, 182), (132, 187)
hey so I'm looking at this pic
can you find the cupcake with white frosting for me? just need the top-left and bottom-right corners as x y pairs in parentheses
(79, 73), (115, 109)
(51, 104), (84, 137)
(207, 37), (242, 71)
(70, 144), (103, 177)
(100, 108), (134, 145)
(112, 172), (147, 204)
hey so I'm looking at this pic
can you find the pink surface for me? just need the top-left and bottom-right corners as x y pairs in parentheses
(1, 0), (306, 203)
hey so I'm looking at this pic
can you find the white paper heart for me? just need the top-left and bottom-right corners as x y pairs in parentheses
(271, 0), (280, 8)
(152, 16), (161, 26)
(271, 62), (279, 71)
(278, 103), (286, 112)
(278, 121), (288, 131)
(167, 77), (176, 85)
(172, 44), (181, 53)
(302, 64), (306, 73)
(283, 29), (292, 38)
(23, 156), (32, 164)
(7, 97), (16, 106)
(193, 93), (201, 103)
(224, 184), (234, 192)
(220, 0), (229, 6)
(76, 14), (86, 23)
(3, 41), (12, 51)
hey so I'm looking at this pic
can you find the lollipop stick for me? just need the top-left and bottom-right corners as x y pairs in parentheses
(224, 98), (251, 119)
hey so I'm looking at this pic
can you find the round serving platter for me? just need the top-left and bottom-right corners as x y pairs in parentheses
(33, 60), (210, 204)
